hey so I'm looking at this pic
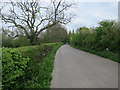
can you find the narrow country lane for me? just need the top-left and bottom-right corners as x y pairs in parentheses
(51, 45), (118, 88)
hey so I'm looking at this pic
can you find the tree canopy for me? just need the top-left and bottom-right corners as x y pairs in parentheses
(0, 0), (74, 44)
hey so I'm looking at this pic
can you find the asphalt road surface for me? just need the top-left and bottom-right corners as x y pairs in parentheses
(50, 45), (118, 88)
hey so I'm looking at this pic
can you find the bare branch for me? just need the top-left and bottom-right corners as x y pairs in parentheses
(0, 0), (75, 44)
(36, 22), (57, 36)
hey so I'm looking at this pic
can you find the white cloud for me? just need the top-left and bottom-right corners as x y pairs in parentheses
(72, 18), (84, 23)
(67, 8), (77, 13)
(65, 2), (118, 31)
(90, 11), (117, 20)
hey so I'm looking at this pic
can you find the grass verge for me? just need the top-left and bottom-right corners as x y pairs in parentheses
(70, 44), (119, 63)
(20, 43), (62, 88)
(0, 61), (1, 90)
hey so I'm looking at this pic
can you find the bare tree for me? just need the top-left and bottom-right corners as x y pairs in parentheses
(0, 0), (75, 44)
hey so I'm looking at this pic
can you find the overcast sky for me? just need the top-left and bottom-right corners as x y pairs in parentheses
(0, 0), (118, 32)
(66, 2), (118, 31)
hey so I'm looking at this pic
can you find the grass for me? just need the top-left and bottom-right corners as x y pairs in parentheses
(0, 48), (2, 90)
(70, 44), (119, 63)
(19, 43), (62, 88)
(0, 61), (1, 90)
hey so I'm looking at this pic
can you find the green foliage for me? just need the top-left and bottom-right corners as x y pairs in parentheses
(11, 36), (31, 47)
(2, 47), (30, 89)
(71, 27), (92, 47)
(2, 29), (31, 48)
(22, 43), (62, 88)
(2, 24), (67, 47)
(0, 60), (1, 90)
(2, 35), (13, 48)
(70, 20), (119, 62)
(40, 23), (68, 44)
(94, 20), (119, 52)
(2, 43), (62, 89)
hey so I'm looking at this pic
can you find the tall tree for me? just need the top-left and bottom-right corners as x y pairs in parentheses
(41, 23), (68, 43)
(0, 0), (74, 44)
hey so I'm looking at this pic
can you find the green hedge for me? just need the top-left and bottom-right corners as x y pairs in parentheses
(2, 43), (62, 89)
(2, 47), (30, 89)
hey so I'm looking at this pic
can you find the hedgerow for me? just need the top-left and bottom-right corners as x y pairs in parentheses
(2, 47), (30, 89)
(69, 20), (119, 62)
(2, 43), (62, 89)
